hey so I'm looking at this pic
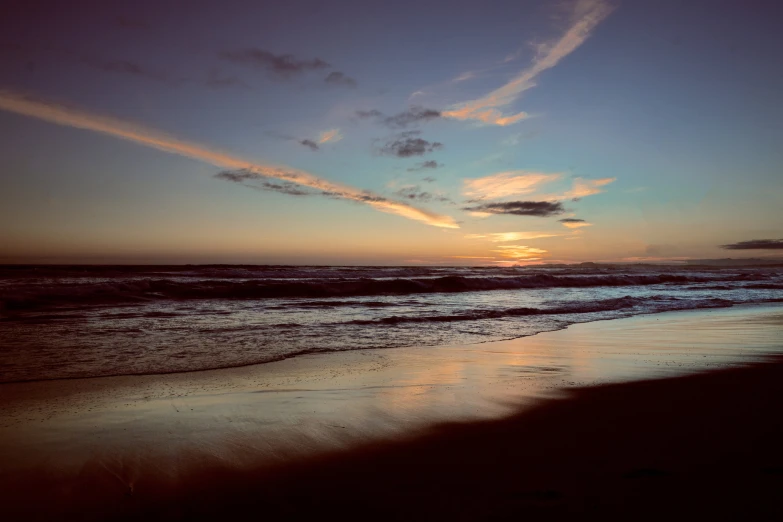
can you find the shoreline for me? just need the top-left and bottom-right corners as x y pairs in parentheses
(1, 304), (782, 519)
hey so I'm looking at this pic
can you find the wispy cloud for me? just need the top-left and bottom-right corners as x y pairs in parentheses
(378, 131), (443, 158)
(219, 48), (330, 78)
(356, 106), (441, 128)
(462, 200), (565, 217)
(0, 89), (459, 229)
(407, 160), (442, 172)
(393, 185), (454, 204)
(721, 239), (783, 250)
(324, 71), (357, 87)
(443, 0), (614, 125)
(562, 177), (615, 200)
(215, 170), (313, 196)
(463, 171), (560, 200)
(81, 57), (181, 86)
(559, 218), (592, 228)
(318, 128), (343, 144)
(466, 231), (560, 242)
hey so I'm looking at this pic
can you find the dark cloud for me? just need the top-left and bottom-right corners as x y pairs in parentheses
(720, 239), (783, 250)
(219, 48), (330, 77)
(215, 170), (313, 196)
(407, 160), (442, 172)
(299, 139), (319, 151)
(379, 131), (443, 158)
(385, 106), (442, 128)
(558, 218), (585, 223)
(356, 106), (441, 128)
(355, 109), (384, 119)
(81, 57), (181, 85)
(422, 176), (436, 183)
(265, 131), (320, 151)
(394, 186), (453, 204)
(324, 71), (357, 88)
(463, 201), (565, 217)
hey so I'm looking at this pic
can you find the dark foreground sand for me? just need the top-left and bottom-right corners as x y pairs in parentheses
(6, 358), (783, 521)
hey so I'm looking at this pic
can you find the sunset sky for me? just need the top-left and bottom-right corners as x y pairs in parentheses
(1, 0), (781, 264)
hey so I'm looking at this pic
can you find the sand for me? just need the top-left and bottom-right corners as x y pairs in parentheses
(1, 304), (782, 520)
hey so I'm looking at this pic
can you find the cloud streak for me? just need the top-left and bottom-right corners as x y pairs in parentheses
(356, 107), (442, 128)
(559, 218), (591, 228)
(463, 171), (560, 200)
(443, 0), (614, 125)
(324, 71), (357, 87)
(219, 48), (330, 77)
(407, 160), (442, 172)
(0, 89), (459, 229)
(318, 128), (343, 144)
(721, 239), (783, 250)
(463, 200), (565, 217)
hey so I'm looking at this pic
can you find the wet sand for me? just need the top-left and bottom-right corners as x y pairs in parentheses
(1, 304), (782, 520)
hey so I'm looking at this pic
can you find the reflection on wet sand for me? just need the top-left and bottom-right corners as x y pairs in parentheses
(1, 305), (782, 489)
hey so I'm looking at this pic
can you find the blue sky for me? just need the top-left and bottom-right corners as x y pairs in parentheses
(0, 0), (781, 264)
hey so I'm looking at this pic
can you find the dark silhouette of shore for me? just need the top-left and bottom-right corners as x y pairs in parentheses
(6, 357), (783, 521)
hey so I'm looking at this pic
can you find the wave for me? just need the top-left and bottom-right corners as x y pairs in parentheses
(346, 296), (734, 325)
(0, 273), (772, 311)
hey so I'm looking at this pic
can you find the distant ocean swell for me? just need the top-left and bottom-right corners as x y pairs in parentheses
(0, 272), (775, 311)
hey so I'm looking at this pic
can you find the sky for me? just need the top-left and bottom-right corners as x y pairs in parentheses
(0, 0), (781, 265)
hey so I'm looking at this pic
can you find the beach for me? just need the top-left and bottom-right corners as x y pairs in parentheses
(1, 303), (782, 520)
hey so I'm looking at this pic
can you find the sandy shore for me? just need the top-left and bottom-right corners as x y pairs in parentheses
(1, 304), (782, 519)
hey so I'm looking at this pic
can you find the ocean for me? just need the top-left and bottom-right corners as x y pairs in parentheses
(1, 263), (781, 383)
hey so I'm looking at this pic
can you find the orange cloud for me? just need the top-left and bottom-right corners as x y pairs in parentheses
(560, 221), (592, 229)
(0, 90), (458, 229)
(463, 171), (560, 200)
(318, 128), (342, 144)
(493, 244), (548, 260)
(563, 177), (615, 199)
(443, 0), (613, 126)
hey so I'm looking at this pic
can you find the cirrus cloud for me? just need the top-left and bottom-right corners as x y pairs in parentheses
(442, 0), (614, 126)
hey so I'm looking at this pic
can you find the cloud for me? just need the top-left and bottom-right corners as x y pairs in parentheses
(318, 128), (343, 144)
(422, 176), (436, 183)
(407, 160), (442, 172)
(562, 177), (615, 200)
(393, 185), (453, 204)
(502, 130), (539, 146)
(452, 71), (476, 83)
(355, 109), (384, 119)
(463, 171), (560, 200)
(442, 0), (614, 125)
(720, 239), (783, 250)
(219, 48), (330, 77)
(378, 131), (443, 157)
(81, 57), (180, 85)
(493, 245), (548, 260)
(215, 170), (313, 196)
(299, 139), (319, 151)
(324, 71), (357, 87)
(0, 89), (459, 228)
(466, 231), (561, 242)
(559, 218), (592, 228)
(356, 107), (441, 128)
(463, 200), (565, 217)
